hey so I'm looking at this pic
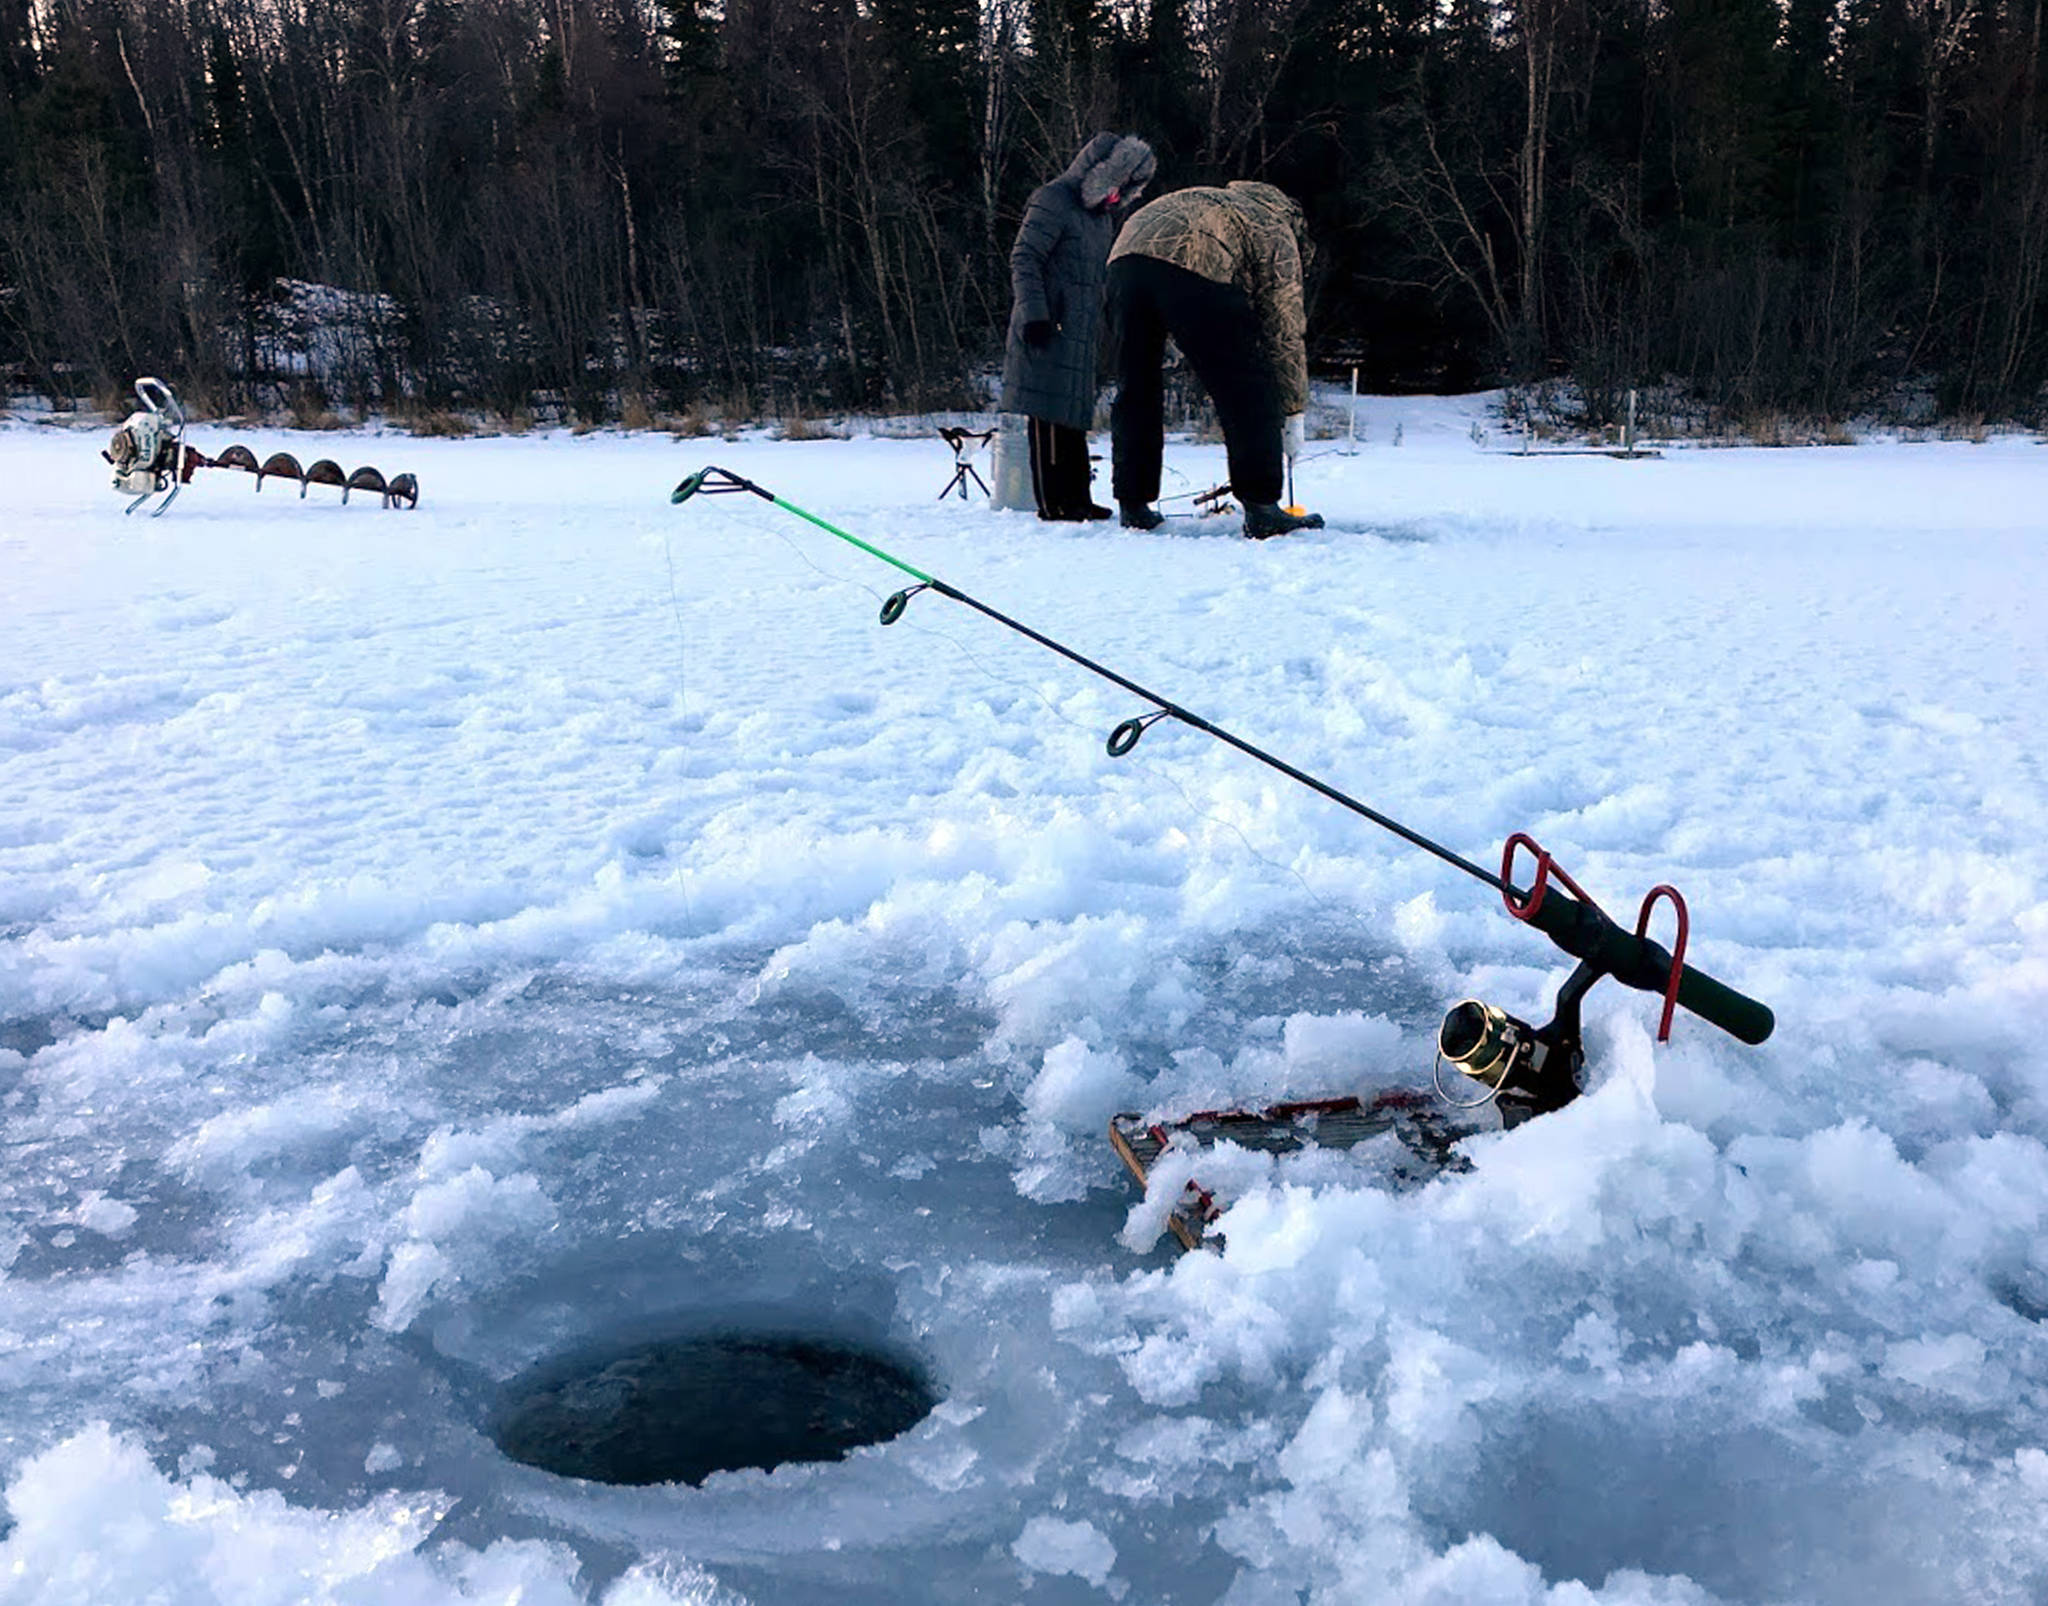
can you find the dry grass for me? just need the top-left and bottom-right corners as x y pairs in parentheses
(1737, 411), (1796, 447)
(283, 388), (346, 432)
(397, 407), (474, 437)
(669, 405), (718, 439)
(778, 411), (827, 440)
(1717, 412), (1871, 446)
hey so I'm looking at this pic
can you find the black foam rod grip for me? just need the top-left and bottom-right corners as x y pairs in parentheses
(1524, 892), (1775, 1045)
(1669, 959), (1775, 1045)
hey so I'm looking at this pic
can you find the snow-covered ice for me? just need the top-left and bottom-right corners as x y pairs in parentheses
(1, 395), (2044, 1603)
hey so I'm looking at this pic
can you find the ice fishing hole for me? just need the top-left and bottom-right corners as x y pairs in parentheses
(491, 1329), (939, 1486)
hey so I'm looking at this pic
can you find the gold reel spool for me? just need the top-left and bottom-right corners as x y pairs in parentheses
(1432, 998), (1532, 1108)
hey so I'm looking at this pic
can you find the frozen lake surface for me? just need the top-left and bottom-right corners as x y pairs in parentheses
(2, 397), (2045, 1603)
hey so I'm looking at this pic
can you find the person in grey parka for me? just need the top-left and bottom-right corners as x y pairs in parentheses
(999, 132), (1156, 521)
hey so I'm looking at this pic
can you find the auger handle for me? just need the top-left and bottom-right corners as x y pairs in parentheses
(134, 376), (182, 425)
(1521, 889), (1775, 1044)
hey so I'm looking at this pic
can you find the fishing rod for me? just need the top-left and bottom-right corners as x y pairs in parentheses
(672, 465), (1774, 1125)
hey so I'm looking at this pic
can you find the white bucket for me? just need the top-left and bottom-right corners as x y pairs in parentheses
(989, 414), (1036, 512)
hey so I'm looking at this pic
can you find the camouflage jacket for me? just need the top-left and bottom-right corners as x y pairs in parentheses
(1109, 182), (1310, 415)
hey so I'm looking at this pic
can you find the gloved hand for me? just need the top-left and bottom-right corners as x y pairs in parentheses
(1282, 413), (1306, 464)
(1023, 319), (1057, 349)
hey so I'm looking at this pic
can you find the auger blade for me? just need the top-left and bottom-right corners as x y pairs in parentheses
(259, 452), (304, 491)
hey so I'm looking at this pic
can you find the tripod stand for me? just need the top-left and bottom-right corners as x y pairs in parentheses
(936, 426), (996, 501)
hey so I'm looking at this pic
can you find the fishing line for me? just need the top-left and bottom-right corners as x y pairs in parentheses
(656, 518), (699, 933)
(661, 525), (690, 707)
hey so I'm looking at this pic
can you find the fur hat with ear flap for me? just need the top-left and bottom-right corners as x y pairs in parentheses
(1081, 135), (1157, 211)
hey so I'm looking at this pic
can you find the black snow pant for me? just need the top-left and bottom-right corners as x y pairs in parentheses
(1027, 418), (1098, 519)
(1108, 254), (1285, 510)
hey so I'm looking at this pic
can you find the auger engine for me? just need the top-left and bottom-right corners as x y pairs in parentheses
(105, 378), (194, 514)
(104, 377), (419, 516)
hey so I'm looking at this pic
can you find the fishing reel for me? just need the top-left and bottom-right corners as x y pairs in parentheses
(1431, 836), (1730, 1124)
(1433, 960), (1599, 1126)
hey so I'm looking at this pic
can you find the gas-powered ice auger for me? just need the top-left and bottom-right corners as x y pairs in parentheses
(670, 465), (1774, 1133)
(105, 377), (419, 517)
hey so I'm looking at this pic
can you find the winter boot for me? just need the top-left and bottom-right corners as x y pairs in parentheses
(1120, 502), (1165, 530)
(1243, 502), (1325, 539)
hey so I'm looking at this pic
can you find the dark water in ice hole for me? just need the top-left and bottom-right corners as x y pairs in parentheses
(491, 1330), (939, 1487)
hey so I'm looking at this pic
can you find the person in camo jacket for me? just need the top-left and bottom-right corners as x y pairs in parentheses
(1107, 181), (1325, 539)
(999, 133), (1157, 521)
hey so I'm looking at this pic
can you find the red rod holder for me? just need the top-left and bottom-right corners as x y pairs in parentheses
(1504, 834), (1694, 1046)
(1501, 833), (1599, 923)
(1633, 884), (1690, 1042)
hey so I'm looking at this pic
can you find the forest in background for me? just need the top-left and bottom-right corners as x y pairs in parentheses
(2, 0), (2045, 428)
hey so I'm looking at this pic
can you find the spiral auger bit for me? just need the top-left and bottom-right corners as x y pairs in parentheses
(105, 378), (420, 516)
